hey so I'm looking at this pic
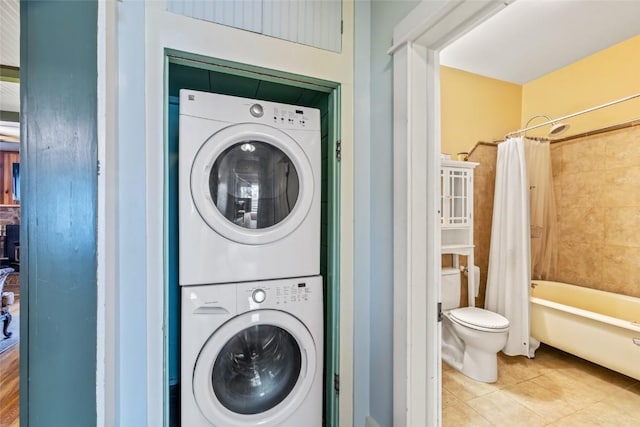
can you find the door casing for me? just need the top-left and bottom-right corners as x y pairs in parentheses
(389, 1), (510, 426)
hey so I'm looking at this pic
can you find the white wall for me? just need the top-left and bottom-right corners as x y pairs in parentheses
(113, 1), (354, 425)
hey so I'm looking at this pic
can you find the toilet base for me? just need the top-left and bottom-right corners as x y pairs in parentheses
(461, 346), (498, 383)
(442, 309), (509, 384)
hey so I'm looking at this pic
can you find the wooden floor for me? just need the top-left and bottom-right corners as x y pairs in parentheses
(0, 300), (19, 427)
(443, 344), (640, 426)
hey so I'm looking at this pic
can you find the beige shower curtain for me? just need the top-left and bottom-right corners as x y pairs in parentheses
(524, 138), (558, 280)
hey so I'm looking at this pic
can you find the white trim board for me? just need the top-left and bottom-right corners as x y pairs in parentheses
(390, 1), (508, 426)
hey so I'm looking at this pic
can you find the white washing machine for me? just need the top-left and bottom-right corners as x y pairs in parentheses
(181, 276), (323, 427)
(179, 90), (321, 286)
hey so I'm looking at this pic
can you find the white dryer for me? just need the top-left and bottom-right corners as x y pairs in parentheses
(179, 90), (321, 286)
(181, 276), (323, 427)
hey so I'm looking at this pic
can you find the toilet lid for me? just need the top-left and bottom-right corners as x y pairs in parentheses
(449, 307), (510, 331)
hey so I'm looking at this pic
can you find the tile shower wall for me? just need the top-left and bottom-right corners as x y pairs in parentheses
(468, 144), (498, 307)
(463, 127), (640, 305)
(552, 125), (640, 298)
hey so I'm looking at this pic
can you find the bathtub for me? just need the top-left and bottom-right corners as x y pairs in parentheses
(530, 280), (640, 381)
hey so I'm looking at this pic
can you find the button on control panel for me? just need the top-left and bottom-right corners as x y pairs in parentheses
(272, 107), (308, 128)
(249, 103), (264, 118)
(274, 282), (312, 305)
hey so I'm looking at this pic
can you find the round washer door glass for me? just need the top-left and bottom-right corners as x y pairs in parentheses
(191, 123), (315, 246)
(212, 324), (301, 415)
(192, 309), (317, 426)
(210, 141), (299, 230)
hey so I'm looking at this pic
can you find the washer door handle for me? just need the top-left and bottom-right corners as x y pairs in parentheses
(194, 306), (229, 315)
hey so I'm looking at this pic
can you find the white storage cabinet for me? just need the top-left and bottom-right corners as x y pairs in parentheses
(441, 160), (478, 306)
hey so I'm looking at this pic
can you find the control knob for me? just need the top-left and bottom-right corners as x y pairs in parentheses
(252, 288), (266, 304)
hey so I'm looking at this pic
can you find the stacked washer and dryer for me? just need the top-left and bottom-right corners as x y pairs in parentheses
(179, 89), (324, 427)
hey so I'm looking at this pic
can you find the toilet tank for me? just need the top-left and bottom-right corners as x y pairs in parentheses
(441, 267), (461, 310)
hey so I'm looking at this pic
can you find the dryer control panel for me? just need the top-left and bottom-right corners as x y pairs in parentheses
(180, 89), (321, 132)
(271, 107), (311, 129)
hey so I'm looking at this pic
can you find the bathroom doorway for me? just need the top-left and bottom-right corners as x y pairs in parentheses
(391, 1), (640, 425)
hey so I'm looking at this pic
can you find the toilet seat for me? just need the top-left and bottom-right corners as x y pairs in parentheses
(449, 307), (509, 333)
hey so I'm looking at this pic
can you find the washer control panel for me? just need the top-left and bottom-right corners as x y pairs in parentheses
(243, 280), (315, 308)
(273, 281), (312, 305)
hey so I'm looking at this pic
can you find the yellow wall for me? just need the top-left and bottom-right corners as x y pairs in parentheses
(440, 66), (521, 156)
(522, 34), (640, 137)
(442, 34), (640, 148)
(446, 34), (640, 301)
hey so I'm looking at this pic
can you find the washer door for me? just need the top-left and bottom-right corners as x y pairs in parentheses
(191, 123), (314, 245)
(193, 310), (317, 427)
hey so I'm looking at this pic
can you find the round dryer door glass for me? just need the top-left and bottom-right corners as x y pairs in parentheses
(210, 142), (299, 229)
(212, 324), (302, 415)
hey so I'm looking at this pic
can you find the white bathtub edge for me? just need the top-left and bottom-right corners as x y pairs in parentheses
(530, 296), (640, 333)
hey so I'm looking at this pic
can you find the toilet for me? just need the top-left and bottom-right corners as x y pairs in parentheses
(441, 268), (509, 383)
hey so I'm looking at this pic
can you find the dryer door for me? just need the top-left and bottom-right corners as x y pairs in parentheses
(192, 309), (317, 426)
(191, 123), (315, 245)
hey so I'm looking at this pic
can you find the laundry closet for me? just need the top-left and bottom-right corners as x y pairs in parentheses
(166, 55), (341, 426)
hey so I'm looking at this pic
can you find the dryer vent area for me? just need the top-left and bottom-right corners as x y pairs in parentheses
(166, 57), (340, 426)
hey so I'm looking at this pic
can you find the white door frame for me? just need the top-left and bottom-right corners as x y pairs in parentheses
(389, 1), (510, 426)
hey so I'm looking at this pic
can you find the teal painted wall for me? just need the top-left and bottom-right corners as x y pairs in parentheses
(367, 1), (419, 426)
(353, 1), (372, 424)
(21, 1), (98, 426)
(354, 1), (420, 425)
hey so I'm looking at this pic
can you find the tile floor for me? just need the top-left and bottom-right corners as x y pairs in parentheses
(442, 344), (640, 426)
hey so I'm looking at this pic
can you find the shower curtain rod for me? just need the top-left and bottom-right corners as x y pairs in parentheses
(506, 92), (640, 138)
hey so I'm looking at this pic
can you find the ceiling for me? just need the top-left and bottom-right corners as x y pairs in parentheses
(440, 0), (640, 84)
